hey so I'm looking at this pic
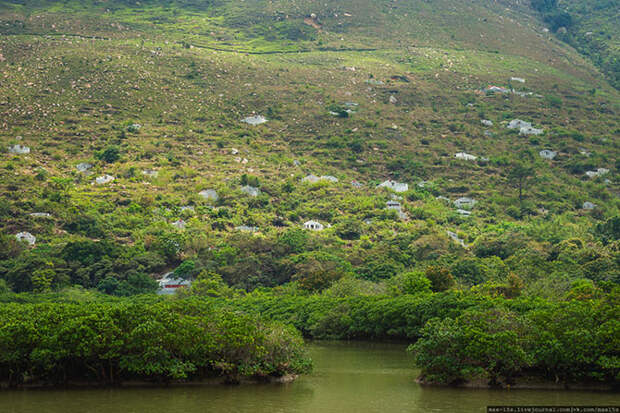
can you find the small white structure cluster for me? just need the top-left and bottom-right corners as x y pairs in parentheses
(507, 119), (543, 135)
(76, 163), (92, 172)
(142, 169), (158, 178)
(481, 119), (493, 127)
(302, 174), (339, 184)
(585, 168), (609, 178)
(8, 144), (30, 154)
(377, 180), (408, 193)
(539, 150), (557, 160)
(241, 185), (260, 197)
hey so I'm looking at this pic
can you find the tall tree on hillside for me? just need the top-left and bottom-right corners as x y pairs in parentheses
(508, 162), (536, 202)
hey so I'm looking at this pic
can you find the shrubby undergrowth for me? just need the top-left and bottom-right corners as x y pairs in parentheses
(0, 298), (311, 387)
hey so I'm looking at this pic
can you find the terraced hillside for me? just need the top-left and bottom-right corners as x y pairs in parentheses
(0, 0), (618, 295)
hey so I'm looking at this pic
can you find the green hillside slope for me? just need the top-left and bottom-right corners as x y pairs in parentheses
(0, 0), (618, 295)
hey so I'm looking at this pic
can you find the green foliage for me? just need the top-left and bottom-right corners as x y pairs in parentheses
(0, 299), (311, 386)
(388, 271), (432, 296)
(95, 145), (121, 163)
(293, 251), (353, 291)
(424, 266), (455, 292)
(174, 259), (197, 280)
(411, 291), (619, 385)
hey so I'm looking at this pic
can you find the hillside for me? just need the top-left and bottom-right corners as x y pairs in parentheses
(0, 0), (618, 295)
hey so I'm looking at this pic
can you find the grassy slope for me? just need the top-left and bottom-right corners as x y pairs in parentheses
(0, 0), (617, 262)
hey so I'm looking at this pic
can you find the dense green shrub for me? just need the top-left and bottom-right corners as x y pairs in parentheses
(0, 299), (311, 386)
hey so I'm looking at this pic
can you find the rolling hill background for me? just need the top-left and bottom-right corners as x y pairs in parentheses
(0, 0), (618, 295)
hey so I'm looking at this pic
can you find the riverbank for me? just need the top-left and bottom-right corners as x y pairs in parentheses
(416, 377), (617, 392)
(0, 374), (298, 390)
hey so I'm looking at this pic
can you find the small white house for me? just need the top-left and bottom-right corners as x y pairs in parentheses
(520, 126), (544, 135)
(76, 162), (92, 172)
(582, 202), (597, 210)
(321, 175), (339, 183)
(142, 169), (158, 178)
(241, 185), (260, 197)
(386, 201), (407, 220)
(507, 119), (531, 129)
(481, 119), (493, 127)
(585, 168), (609, 178)
(8, 144), (30, 154)
(485, 86), (511, 94)
(15, 232), (36, 246)
(29, 212), (51, 218)
(171, 219), (186, 229)
(241, 115), (268, 126)
(199, 189), (218, 201)
(386, 200), (402, 211)
(455, 152), (477, 161)
(454, 197), (477, 209)
(511, 77), (525, 83)
(158, 273), (191, 295)
(94, 175), (115, 185)
(235, 225), (259, 232)
(304, 220), (324, 231)
(302, 174), (338, 184)
(447, 230), (467, 247)
(539, 150), (557, 160)
(377, 180), (409, 193)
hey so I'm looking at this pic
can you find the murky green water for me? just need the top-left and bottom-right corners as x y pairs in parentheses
(1, 341), (617, 413)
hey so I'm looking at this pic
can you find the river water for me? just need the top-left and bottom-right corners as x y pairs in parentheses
(1, 341), (617, 412)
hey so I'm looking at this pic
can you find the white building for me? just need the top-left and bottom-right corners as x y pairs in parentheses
(199, 189), (218, 201)
(304, 220), (324, 231)
(157, 273), (192, 295)
(520, 126), (544, 135)
(8, 144), (30, 154)
(94, 175), (115, 184)
(582, 202), (597, 210)
(171, 219), (186, 229)
(241, 185), (260, 197)
(539, 150), (557, 160)
(377, 180), (409, 193)
(507, 119), (531, 129)
(454, 197), (477, 209)
(241, 115), (268, 126)
(302, 174), (339, 184)
(585, 168), (609, 178)
(76, 162), (92, 172)
(455, 152), (477, 161)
